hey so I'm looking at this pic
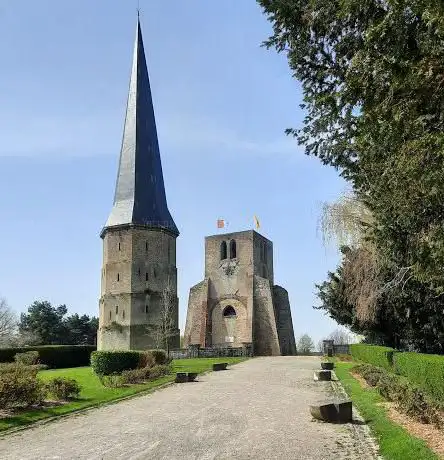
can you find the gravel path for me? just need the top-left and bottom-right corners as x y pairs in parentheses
(0, 357), (378, 460)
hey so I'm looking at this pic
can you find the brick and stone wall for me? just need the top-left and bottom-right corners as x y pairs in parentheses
(98, 226), (179, 351)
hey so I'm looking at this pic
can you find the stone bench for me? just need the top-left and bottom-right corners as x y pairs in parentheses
(175, 372), (198, 383)
(309, 399), (353, 423)
(212, 363), (228, 371)
(313, 370), (332, 381)
(321, 362), (334, 370)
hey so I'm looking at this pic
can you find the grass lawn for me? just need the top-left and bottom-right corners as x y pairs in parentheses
(0, 357), (247, 433)
(335, 362), (439, 460)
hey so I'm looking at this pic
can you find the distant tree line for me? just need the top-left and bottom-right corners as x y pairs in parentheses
(0, 298), (98, 347)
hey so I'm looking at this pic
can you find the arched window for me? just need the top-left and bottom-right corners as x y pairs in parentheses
(223, 305), (237, 317)
(220, 241), (227, 260)
(229, 240), (237, 259)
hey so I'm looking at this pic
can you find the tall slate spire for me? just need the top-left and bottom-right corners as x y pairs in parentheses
(103, 18), (179, 236)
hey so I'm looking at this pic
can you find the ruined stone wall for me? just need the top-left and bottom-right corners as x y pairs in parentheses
(252, 275), (281, 356)
(183, 279), (209, 347)
(273, 285), (297, 356)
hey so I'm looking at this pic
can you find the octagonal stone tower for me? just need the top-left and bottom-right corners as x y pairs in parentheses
(97, 18), (179, 351)
(184, 230), (296, 356)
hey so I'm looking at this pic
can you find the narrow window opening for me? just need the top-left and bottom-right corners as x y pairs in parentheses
(122, 310), (125, 319)
(115, 305), (118, 314)
(117, 273), (120, 282)
(145, 272), (148, 281)
(145, 242), (148, 252)
(223, 305), (237, 318)
(145, 305), (149, 314)
(220, 241), (227, 260)
(109, 311), (111, 320)
(118, 242), (121, 251)
(138, 267), (141, 276)
(229, 240), (237, 259)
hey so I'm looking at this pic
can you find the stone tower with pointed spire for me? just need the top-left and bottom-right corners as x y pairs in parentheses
(97, 18), (179, 351)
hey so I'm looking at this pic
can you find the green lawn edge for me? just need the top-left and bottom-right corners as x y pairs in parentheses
(0, 357), (248, 436)
(335, 362), (439, 460)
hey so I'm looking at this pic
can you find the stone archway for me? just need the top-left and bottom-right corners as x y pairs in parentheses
(210, 299), (248, 347)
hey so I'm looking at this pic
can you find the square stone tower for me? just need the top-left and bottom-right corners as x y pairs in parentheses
(98, 18), (179, 351)
(184, 230), (296, 356)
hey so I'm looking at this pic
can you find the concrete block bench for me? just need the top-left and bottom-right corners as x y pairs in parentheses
(320, 362), (334, 370)
(212, 363), (228, 371)
(313, 370), (332, 381)
(309, 399), (353, 423)
(175, 372), (198, 383)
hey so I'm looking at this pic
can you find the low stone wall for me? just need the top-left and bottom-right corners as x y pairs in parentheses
(169, 344), (252, 359)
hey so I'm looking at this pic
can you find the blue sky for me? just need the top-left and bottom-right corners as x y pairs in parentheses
(0, 1), (348, 345)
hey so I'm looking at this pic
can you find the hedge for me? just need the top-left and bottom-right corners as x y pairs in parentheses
(393, 352), (444, 404)
(350, 344), (394, 370)
(0, 346), (96, 369)
(90, 351), (141, 376)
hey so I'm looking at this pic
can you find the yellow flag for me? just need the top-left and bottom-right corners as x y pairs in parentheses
(254, 215), (260, 229)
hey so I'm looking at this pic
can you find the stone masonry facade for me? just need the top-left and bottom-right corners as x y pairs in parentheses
(183, 230), (297, 356)
(98, 226), (179, 350)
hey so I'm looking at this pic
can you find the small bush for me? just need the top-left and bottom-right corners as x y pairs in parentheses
(0, 365), (45, 409)
(46, 377), (81, 400)
(149, 350), (168, 365)
(353, 363), (443, 428)
(121, 364), (171, 384)
(121, 367), (151, 384)
(91, 351), (140, 376)
(14, 351), (39, 366)
(98, 374), (125, 388)
(350, 344), (395, 370)
(149, 364), (171, 378)
(137, 351), (155, 369)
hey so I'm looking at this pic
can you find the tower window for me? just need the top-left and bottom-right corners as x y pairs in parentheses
(220, 241), (227, 260)
(109, 311), (111, 320)
(145, 272), (148, 281)
(117, 273), (120, 282)
(118, 242), (121, 251)
(122, 310), (125, 319)
(145, 305), (149, 313)
(145, 242), (148, 252)
(229, 240), (237, 259)
(223, 305), (237, 318)
(138, 267), (141, 276)
(115, 305), (118, 314)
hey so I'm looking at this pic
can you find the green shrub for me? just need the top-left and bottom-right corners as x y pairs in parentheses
(46, 377), (81, 400)
(149, 350), (168, 365)
(14, 351), (39, 366)
(350, 344), (395, 370)
(137, 351), (155, 369)
(354, 362), (443, 428)
(393, 352), (444, 404)
(98, 374), (125, 388)
(0, 345), (95, 369)
(91, 351), (140, 376)
(121, 367), (151, 384)
(148, 364), (171, 379)
(0, 365), (45, 409)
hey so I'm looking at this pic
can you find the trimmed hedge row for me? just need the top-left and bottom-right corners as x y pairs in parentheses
(350, 344), (394, 370)
(350, 344), (444, 404)
(394, 352), (444, 404)
(90, 351), (140, 376)
(0, 346), (96, 369)
(90, 349), (168, 376)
